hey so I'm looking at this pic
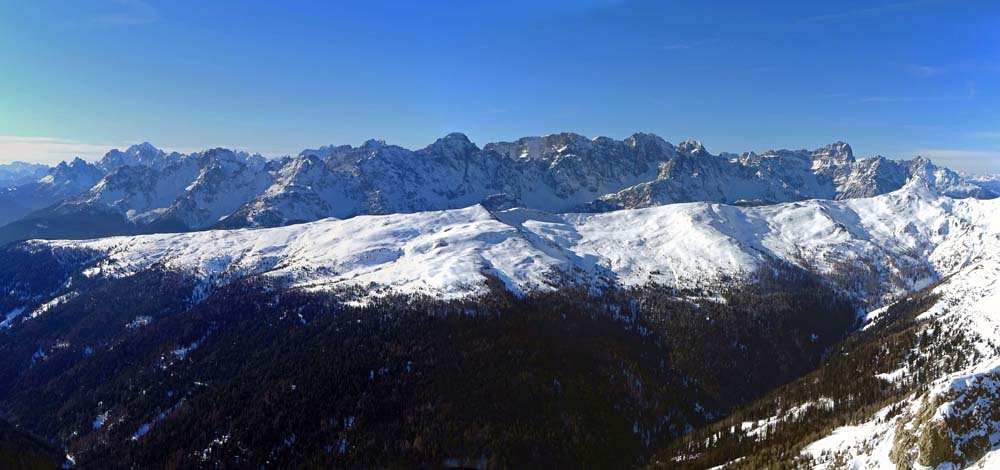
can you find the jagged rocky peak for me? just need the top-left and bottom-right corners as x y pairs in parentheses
(442, 131), (471, 142)
(676, 139), (709, 157)
(0, 161), (49, 188)
(547, 131), (594, 148)
(50, 157), (99, 176)
(420, 132), (480, 159)
(738, 151), (762, 166)
(625, 132), (674, 153)
(35, 157), (104, 192)
(198, 147), (256, 164)
(99, 142), (173, 170)
(484, 132), (595, 161)
(274, 153), (328, 182)
(811, 141), (854, 166)
(362, 138), (388, 149)
(3, 131), (994, 243)
(299, 144), (352, 159)
(483, 136), (543, 160)
(130, 141), (160, 154)
(292, 152), (322, 168)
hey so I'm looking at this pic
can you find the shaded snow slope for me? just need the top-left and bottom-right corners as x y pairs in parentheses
(802, 256), (1000, 469)
(12, 179), (1000, 467)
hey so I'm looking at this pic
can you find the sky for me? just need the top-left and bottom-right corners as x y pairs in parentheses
(1, 0), (998, 172)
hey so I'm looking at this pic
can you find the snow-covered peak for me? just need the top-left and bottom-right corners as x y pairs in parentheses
(967, 173), (1000, 197)
(625, 132), (674, 154)
(419, 132), (479, 160)
(483, 132), (596, 162)
(40, 158), (103, 186)
(676, 139), (709, 157)
(905, 156), (988, 198)
(298, 144), (352, 159)
(896, 172), (941, 197)
(130, 142), (159, 154)
(0, 161), (49, 188)
(968, 173), (1000, 183)
(362, 138), (388, 149)
(99, 142), (179, 171)
(811, 141), (854, 166)
(4, 132), (994, 245)
(442, 132), (472, 142)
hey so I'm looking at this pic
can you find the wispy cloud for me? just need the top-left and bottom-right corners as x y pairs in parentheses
(908, 148), (1000, 173)
(915, 149), (1000, 159)
(93, 0), (158, 26)
(797, 0), (939, 24)
(0, 136), (126, 164)
(659, 38), (720, 51)
(861, 96), (961, 103)
(862, 82), (976, 103)
(0, 136), (295, 164)
(907, 65), (946, 77)
(966, 131), (1000, 139)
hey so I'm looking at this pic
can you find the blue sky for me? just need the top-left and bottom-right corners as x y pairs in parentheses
(1, 0), (998, 172)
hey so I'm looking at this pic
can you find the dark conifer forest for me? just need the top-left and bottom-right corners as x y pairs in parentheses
(0, 244), (868, 469)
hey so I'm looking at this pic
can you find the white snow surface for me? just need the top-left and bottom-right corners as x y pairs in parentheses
(803, 360), (1000, 469)
(19, 178), (1000, 466)
(799, 204), (1000, 468)
(32, 180), (1000, 302)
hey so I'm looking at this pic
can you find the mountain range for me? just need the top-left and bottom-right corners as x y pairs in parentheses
(0, 161), (49, 188)
(28, 178), (971, 304)
(3, 175), (1000, 467)
(2, 134), (1000, 468)
(969, 173), (1000, 194)
(0, 133), (993, 244)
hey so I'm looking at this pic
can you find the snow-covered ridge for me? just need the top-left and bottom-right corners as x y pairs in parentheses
(0, 161), (48, 188)
(968, 173), (1000, 196)
(12, 173), (1000, 466)
(797, 239), (1000, 468)
(33, 180), (1000, 305)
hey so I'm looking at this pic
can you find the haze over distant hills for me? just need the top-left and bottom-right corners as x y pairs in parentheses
(0, 132), (993, 244)
(0, 161), (48, 188)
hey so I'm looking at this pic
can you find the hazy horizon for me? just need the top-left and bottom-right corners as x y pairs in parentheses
(2, 134), (998, 176)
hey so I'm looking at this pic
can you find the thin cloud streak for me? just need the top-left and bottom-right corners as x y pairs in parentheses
(908, 65), (946, 77)
(966, 131), (1000, 139)
(0, 136), (297, 165)
(93, 0), (158, 26)
(817, 93), (853, 99)
(906, 149), (1000, 173)
(915, 149), (1000, 159)
(863, 81), (977, 103)
(0, 136), (125, 165)
(861, 96), (961, 103)
(797, 0), (940, 24)
(660, 38), (720, 51)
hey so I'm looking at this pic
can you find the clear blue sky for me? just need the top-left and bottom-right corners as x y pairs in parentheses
(1, 0), (998, 172)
